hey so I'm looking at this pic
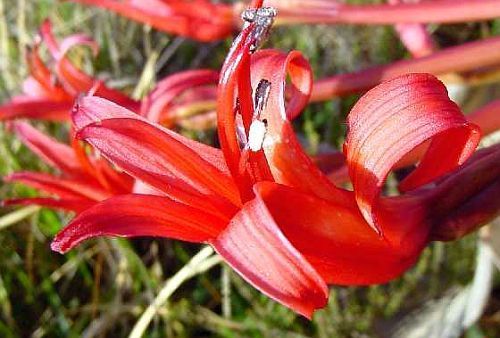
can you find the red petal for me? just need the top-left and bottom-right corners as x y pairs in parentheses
(39, 19), (98, 60)
(91, 159), (135, 195)
(251, 50), (313, 120)
(5, 172), (110, 201)
(141, 69), (218, 123)
(217, 29), (289, 191)
(4, 197), (95, 213)
(25, 45), (70, 101)
(217, 25), (259, 199)
(0, 98), (72, 121)
(73, 96), (240, 214)
(428, 144), (500, 240)
(212, 186), (328, 318)
(51, 194), (227, 253)
(12, 122), (83, 176)
(75, 95), (229, 174)
(69, 0), (234, 42)
(313, 150), (349, 184)
(249, 50), (352, 206)
(256, 182), (430, 285)
(344, 73), (480, 233)
(39, 20), (140, 112)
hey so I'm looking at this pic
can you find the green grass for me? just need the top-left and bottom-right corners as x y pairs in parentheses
(0, 1), (499, 337)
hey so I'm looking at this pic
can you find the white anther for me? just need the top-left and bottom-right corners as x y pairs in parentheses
(248, 119), (267, 152)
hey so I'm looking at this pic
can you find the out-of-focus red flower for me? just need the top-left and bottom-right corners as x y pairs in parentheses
(3, 122), (134, 212)
(69, 0), (235, 42)
(50, 12), (499, 317)
(0, 20), (139, 121)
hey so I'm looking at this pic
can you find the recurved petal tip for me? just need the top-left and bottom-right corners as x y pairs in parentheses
(50, 236), (69, 254)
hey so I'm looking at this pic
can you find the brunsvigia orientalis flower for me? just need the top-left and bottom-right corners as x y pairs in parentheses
(0, 20), (139, 121)
(48, 6), (500, 317)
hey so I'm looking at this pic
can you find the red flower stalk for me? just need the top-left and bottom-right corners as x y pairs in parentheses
(311, 35), (500, 101)
(0, 20), (139, 121)
(269, 0), (500, 26)
(69, 0), (500, 42)
(3, 122), (134, 212)
(50, 9), (499, 317)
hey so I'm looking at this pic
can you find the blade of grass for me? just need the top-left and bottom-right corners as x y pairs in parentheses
(129, 246), (222, 338)
(0, 205), (40, 231)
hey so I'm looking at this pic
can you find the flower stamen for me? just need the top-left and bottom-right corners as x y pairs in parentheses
(242, 7), (277, 52)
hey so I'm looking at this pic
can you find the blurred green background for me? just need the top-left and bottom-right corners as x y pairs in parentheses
(0, 1), (499, 337)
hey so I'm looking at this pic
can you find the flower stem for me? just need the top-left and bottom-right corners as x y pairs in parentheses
(270, 0), (500, 25)
(311, 36), (500, 101)
(467, 99), (500, 137)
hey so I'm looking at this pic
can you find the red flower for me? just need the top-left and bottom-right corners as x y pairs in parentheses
(3, 122), (134, 212)
(69, 0), (235, 42)
(49, 12), (499, 317)
(0, 20), (139, 121)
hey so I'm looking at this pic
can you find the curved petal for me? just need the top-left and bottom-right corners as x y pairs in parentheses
(388, 98), (500, 170)
(141, 69), (218, 123)
(3, 197), (95, 213)
(39, 19), (98, 60)
(256, 182), (430, 285)
(211, 185), (328, 318)
(344, 73), (480, 233)
(74, 95), (229, 174)
(73, 96), (240, 215)
(5, 172), (110, 201)
(12, 122), (83, 175)
(249, 50), (352, 206)
(51, 194), (227, 253)
(39, 20), (140, 112)
(25, 45), (70, 101)
(251, 49), (312, 120)
(217, 24), (262, 200)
